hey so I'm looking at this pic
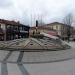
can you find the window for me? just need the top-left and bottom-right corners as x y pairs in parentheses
(11, 26), (14, 30)
(56, 25), (58, 29)
(14, 26), (18, 30)
(0, 24), (1, 28)
(19, 26), (22, 30)
(7, 25), (10, 29)
(51, 26), (53, 30)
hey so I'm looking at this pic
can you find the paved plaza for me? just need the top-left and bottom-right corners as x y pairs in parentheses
(0, 41), (75, 75)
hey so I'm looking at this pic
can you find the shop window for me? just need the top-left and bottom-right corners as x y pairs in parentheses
(0, 24), (1, 28)
(14, 26), (18, 30)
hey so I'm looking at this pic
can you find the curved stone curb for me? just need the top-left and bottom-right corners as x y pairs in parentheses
(0, 38), (71, 51)
(0, 48), (75, 64)
(21, 48), (75, 63)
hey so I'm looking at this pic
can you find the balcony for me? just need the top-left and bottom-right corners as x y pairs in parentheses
(20, 30), (28, 33)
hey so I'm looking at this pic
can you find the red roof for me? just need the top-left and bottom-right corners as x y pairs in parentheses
(47, 31), (58, 36)
(0, 19), (19, 25)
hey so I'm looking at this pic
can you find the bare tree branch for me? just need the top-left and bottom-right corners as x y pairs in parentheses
(63, 13), (73, 42)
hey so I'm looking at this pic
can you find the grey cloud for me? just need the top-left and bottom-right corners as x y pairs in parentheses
(0, 0), (75, 26)
(0, 0), (12, 8)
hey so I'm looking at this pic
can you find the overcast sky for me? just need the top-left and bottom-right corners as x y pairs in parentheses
(0, 0), (75, 26)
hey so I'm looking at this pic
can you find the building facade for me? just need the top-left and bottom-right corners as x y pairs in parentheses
(30, 22), (74, 39)
(0, 28), (4, 41)
(44, 22), (74, 39)
(29, 26), (58, 36)
(0, 19), (30, 41)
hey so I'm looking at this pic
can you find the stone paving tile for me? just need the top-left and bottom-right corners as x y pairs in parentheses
(7, 63), (22, 75)
(3, 51), (13, 62)
(0, 62), (30, 75)
(18, 63), (30, 75)
(0, 51), (9, 61)
(0, 63), (1, 75)
(23, 59), (75, 75)
(17, 51), (24, 63)
(1, 63), (8, 75)
(7, 51), (20, 62)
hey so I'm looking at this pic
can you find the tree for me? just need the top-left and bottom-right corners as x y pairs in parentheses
(63, 13), (73, 42)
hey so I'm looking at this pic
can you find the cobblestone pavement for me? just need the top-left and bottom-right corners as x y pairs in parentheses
(0, 38), (70, 50)
(0, 42), (75, 75)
